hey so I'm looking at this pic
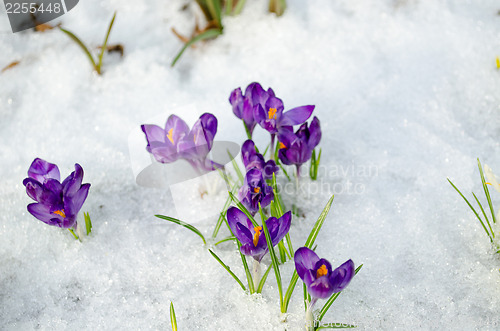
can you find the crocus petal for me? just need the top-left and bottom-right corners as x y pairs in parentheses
(27, 203), (62, 226)
(244, 82), (265, 106)
(62, 164), (84, 197)
(27, 158), (60, 184)
(23, 178), (59, 205)
(240, 243), (267, 262)
(329, 259), (355, 293)
(280, 105), (315, 127)
(65, 183), (90, 218)
(199, 113), (218, 142)
(484, 164), (500, 193)
(227, 207), (254, 246)
(273, 211), (291, 245)
(165, 114), (190, 145)
(294, 247), (320, 283)
(229, 87), (244, 118)
(308, 275), (335, 299)
(241, 140), (257, 166)
(253, 104), (268, 124)
(141, 124), (166, 145)
(308, 117), (322, 149)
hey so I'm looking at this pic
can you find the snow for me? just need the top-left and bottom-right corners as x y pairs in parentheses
(1, 0), (500, 329)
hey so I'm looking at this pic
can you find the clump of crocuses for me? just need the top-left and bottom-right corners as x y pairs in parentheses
(23, 158), (91, 239)
(295, 247), (354, 330)
(141, 113), (222, 173)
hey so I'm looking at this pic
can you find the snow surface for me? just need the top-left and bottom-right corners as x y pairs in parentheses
(1, 0), (500, 329)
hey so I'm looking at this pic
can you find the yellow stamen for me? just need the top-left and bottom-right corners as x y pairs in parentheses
(166, 128), (174, 144)
(253, 226), (262, 246)
(279, 142), (286, 149)
(316, 264), (328, 278)
(253, 187), (260, 194)
(53, 209), (66, 218)
(193, 134), (197, 142)
(486, 182), (492, 186)
(268, 108), (277, 119)
(496, 57), (500, 69)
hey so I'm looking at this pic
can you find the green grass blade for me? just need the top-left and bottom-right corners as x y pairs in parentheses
(209, 249), (246, 291)
(278, 241), (287, 263)
(97, 11), (116, 74)
(228, 150), (244, 184)
(310, 149), (316, 179)
(212, 183), (239, 238)
(304, 195), (335, 249)
(228, 192), (259, 227)
(170, 302), (177, 331)
(478, 158), (497, 226)
(171, 28), (222, 67)
(317, 265), (363, 322)
(233, 0), (246, 15)
(59, 27), (97, 70)
(225, 0), (233, 15)
(256, 263), (273, 293)
(195, 0), (212, 20)
(215, 236), (236, 246)
(269, 0), (286, 16)
(155, 215), (206, 245)
(68, 228), (80, 241)
(276, 159), (291, 181)
(316, 324), (357, 329)
(283, 271), (299, 313)
(447, 179), (492, 242)
(260, 203), (283, 309)
(472, 193), (494, 240)
(206, 0), (222, 28)
(83, 212), (92, 236)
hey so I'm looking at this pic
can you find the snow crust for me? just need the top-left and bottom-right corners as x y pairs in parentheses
(1, 0), (500, 329)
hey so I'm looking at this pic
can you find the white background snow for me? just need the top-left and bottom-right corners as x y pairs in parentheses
(1, 0), (500, 329)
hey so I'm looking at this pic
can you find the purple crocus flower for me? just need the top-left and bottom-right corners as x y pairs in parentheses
(241, 140), (279, 180)
(23, 158), (90, 229)
(278, 116), (321, 173)
(294, 247), (354, 300)
(229, 82), (275, 136)
(253, 95), (315, 135)
(141, 114), (190, 164)
(226, 206), (291, 262)
(238, 168), (274, 214)
(141, 113), (222, 172)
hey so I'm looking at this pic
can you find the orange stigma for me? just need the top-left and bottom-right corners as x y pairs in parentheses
(253, 187), (260, 194)
(279, 142), (286, 149)
(316, 264), (328, 278)
(253, 226), (262, 246)
(53, 209), (66, 218)
(268, 108), (277, 119)
(166, 128), (174, 144)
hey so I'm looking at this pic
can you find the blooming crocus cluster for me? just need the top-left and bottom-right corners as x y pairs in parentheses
(238, 168), (274, 214)
(278, 116), (321, 175)
(229, 82), (275, 137)
(23, 158), (90, 230)
(141, 113), (222, 173)
(241, 139), (279, 180)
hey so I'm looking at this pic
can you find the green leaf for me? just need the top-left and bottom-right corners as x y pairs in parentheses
(155, 215), (206, 245)
(212, 182), (239, 239)
(83, 212), (92, 236)
(233, 0), (247, 15)
(316, 323), (357, 329)
(228, 150), (244, 185)
(171, 28), (222, 67)
(317, 265), (363, 322)
(282, 271), (299, 313)
(278, 241), (287, 263)
(447, 179), (493, 242)
(228, 192), (259, 227)
(214, 236), (236, 246)
(59, 27), (97, 71)
(97, 11), (117, 74)
(206, 0), (223, 28)
(260, 203), (283, 309)
(225, 0), (233, 15)
(209, 249), (247, 291)
(478, 159), (497, 229)
(268, 0), (286, 16)
(256, 263), (273, 293)
(170, 302), (178, 331)
(304, 195), (335, 249)
(68, 228), (80, 241)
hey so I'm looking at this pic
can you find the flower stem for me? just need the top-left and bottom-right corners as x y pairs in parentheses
(295, 165), (301, 192)
(270, 134), (276, 161)
(305, 298), (318, 331)
(252, 259), (261, 289)
(243, 122), (252, 140)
